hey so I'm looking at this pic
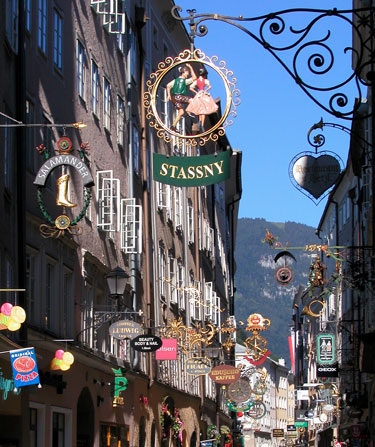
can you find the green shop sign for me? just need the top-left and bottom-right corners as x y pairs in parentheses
(317, 333), (335, 364)
(153, 151), (231, 186)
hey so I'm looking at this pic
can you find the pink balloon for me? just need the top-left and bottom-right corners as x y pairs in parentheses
(55, 349), (65, 360)
(1, 303), (13, 316)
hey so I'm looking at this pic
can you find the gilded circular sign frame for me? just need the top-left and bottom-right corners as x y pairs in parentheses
(144, 49), (240, 146)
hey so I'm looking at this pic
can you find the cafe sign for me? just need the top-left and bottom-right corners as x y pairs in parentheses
(153, 151), (230, 187)
(109, 320), (142, 340)
(209, 365), (240, 384)
(186, 357), (211, 376)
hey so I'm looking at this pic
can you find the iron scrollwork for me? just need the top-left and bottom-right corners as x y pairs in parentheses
(171, 6), (375, 120)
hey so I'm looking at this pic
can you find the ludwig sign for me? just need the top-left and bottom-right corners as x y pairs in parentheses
(209, 365), (240, 384)
(109, 320), (142, 340)
(186, 357), (211, 376)
(130, 335), (162, 352)
(153, 151), (230, 187)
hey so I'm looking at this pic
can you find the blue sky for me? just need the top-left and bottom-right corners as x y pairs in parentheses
(174, 0), (356, 227)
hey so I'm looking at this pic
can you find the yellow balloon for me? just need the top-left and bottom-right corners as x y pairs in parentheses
(60, 362), (70, 371)
(11, 306), (26, 324)
(62, 352), (74, 365)
(7, 319), (21, 331)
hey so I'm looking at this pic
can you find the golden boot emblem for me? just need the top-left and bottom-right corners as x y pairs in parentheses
(56, 174), (77, 208)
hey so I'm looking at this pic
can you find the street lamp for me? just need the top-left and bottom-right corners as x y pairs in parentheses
(106, 266), (129, 299)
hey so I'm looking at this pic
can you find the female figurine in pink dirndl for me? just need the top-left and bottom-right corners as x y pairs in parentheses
(186, 68), (219, 130)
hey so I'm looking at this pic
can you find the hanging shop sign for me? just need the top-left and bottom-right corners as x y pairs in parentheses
(225, 399), (253, 412)
(144, 48), (240, 147)
(9, 347), (40, 388)
(273, 429), (285, 438)
(33, 137), (94, 238)
(155, 339), (178, 360)
(248, 401), (266, 419)
(112, 367), (127, 407)
(186, 357), (212, 375)
(130, 335), (162, 352)
(0, 303), (26, 331)
(287, 425), (296, 432)
(294, 422), (308, 428)
(109, 320), (142, 340)
(153, 151), (230, 187)
(50, 350), (74, 371)
(227, 378), (252, 403)
(209, 365), (241, 384)
(289, 152), (342, 204)
(317, 362), (339, 377)
(317, 333), (335, 364)
(322, 404), (335, 413)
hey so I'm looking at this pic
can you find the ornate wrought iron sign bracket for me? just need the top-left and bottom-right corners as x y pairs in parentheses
(172, 6), (375, 120)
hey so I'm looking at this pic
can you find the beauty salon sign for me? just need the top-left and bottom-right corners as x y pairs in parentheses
(153, 151), (230, 186)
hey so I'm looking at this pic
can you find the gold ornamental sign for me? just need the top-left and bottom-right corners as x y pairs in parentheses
(209, 365), (240, 384)
(144, 49), (240, 147)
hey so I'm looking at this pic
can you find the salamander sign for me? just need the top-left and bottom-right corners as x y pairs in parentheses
(153, 151), (230, 186)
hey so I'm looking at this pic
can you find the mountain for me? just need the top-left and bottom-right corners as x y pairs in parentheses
(234, 218), (320, 367)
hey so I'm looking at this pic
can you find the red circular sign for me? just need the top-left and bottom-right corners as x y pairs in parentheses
(13, 356), (35, 373)
(209, 365), (240, 384)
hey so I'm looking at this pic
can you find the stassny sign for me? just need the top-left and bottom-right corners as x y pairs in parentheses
(153, 151), (230, 186)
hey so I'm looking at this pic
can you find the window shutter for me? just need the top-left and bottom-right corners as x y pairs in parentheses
(204, 282), (213, 321)
(96, 170), (120, 231)
(166, 185), (173, 221)
(120, 198), (143, 253)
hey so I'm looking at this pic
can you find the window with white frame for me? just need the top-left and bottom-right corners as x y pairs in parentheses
(77, 40), (85, 99)
(116, 2), (126, 51)
(187, 199), (194, 244)
(6, 0), (18, 53)
(103, 77), (111, 130)
(157, 86), (169, 126)
(50, 407), (72, 447)
(159, 243), (166, 299)
(176, 260), (185, 310)
(117, 95), (125, 147)
(96, 170), (120, 234)
(91, 60), (99, 115)
(120, 198), (142, 254)
(174, 187), (183, 231)
(53, 9), (63, 71)
(38, 0), (47, 53)
(168, 252), (177, 303)
(29, 402), (46, 447)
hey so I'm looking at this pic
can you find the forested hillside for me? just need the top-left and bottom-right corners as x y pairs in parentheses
(234, 218), (320, 365)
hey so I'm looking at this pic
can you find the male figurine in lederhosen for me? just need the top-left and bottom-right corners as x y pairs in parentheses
(166, 63), (197, 131)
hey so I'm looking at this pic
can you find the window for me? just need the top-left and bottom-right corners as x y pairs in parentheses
(52, 412), (65, 446)
(117, 96), (125, 146)
(29, 403), (46, 447)
(159, 244), (166, 298)
(100, 424), (129, 447)
(63, 267), (73, 338)
(77, 40), (86, 99)
(120, 198), (142, 254)
(53, 9), (63, 71)
(187, 199), (194, 244)
(25, 0), (32, 33)
(26, 99), (37, 172)
(50, 407), (71, 447)
(6, 0), (19, 52)
(116, 7), (126, 52)
(133, 124), (139, 174)
(81, 281), (93, 348)
(45, 259), (56, 331)
(91, 61), (99, 115)
(168, 252), (176, 303)
(103, 77), (111, 129)
(38, 0), (47, 53)
(30, 408), (38, 447)
(176, 260), (184, 309)
(174, 187), (183, 231)
(26, 248), (38, 327)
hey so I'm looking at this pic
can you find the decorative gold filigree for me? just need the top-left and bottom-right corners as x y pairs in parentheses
(144, 49), (240, 147)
